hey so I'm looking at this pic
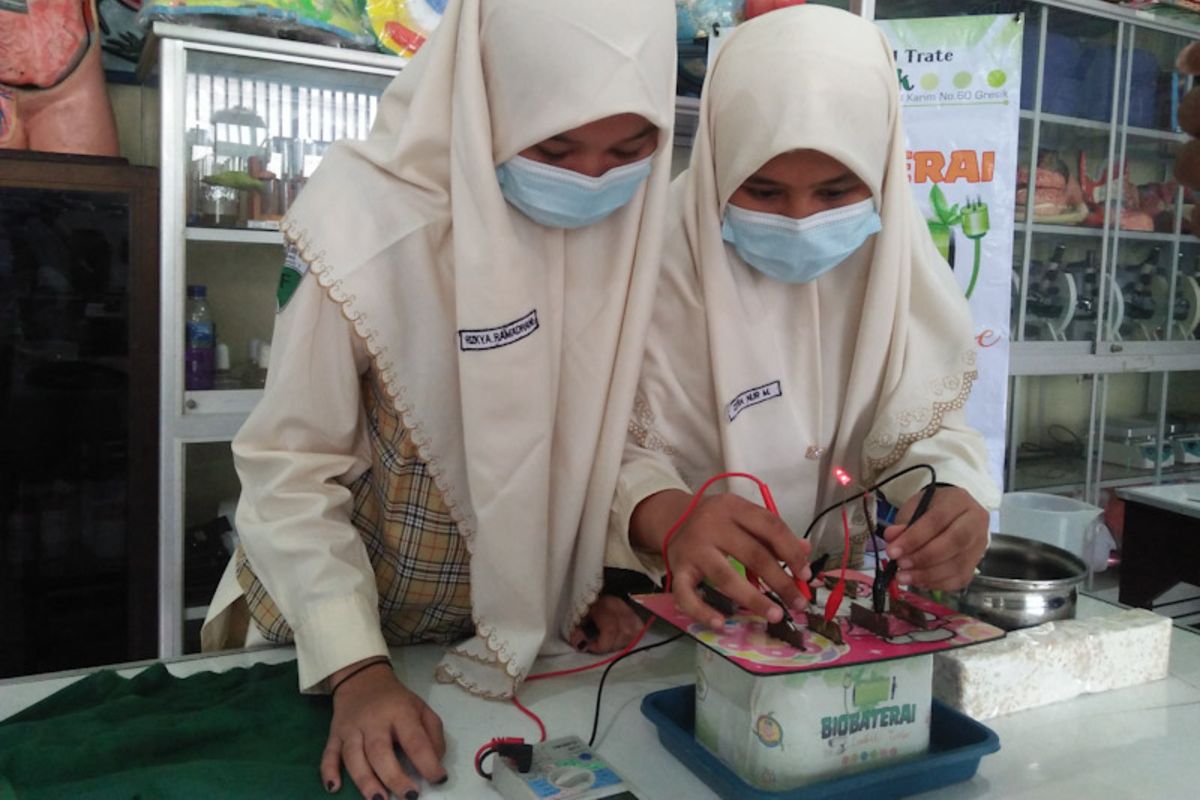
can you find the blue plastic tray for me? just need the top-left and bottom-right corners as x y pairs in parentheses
(641, 686), (999, 800)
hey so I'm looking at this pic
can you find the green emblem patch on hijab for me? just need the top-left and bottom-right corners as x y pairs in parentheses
(276, 247), (309, 311)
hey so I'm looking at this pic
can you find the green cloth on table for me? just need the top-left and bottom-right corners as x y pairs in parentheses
(0, 660), (338, 799)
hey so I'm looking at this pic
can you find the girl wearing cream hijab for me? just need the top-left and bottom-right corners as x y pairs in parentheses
(610, 6), (1000, 629)
(200, 1), (675, 796)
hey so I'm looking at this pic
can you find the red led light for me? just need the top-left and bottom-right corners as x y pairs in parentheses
(833, 467), (853, 487)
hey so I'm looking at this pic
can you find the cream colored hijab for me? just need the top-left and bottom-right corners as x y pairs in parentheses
(282, 0), (676, 697)
(633, 6), (995, 553)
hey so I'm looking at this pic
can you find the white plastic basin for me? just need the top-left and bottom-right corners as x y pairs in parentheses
(999, 491), (1113, 572)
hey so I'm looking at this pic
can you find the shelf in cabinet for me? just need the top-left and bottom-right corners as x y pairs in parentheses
(1113, 230), (1190, 242)
(1022, 110), (1111, 134)
(185, 227), (284, 245)
(1020, 110), (1185, 144)
(175, 412), (252, 442)
(1013, 455), (1200, 495)
(1012, 455), (1088, 493)
(1125, 125), (1188, 145)
(1099, 459), (1200, 486)
(1013, 223), (1187, 242)
(1014, 222), (1099, 237)
(184, 388), (263, 417)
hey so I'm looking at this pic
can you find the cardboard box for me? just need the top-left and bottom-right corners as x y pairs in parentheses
(694, 647), (932, 791)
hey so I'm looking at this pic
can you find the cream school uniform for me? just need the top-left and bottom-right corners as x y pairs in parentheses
(204, 0), (677, 699)
(610, 6), (999, 573)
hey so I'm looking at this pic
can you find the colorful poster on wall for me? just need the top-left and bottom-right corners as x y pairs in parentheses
(99, 0), (146, 80)
(876, 13), (1024, 495)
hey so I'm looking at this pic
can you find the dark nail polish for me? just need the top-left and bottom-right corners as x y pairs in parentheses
(325, 780), (335, 793)
(576, 639), (588, 651)
(405, 791), (419, 800)
(581, 617), (600, 639)
(373, 794), (385, 800)
(435, 775), (449, 785)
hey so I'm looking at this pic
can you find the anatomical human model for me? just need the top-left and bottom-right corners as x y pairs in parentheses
(0, 0), (119, 157)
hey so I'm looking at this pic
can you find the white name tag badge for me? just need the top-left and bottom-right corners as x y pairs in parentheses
(458, 310), (540, 352)
(726, 380), (783, 422)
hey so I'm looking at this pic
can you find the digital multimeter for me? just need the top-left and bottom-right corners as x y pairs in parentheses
(491, 736), (641, 800)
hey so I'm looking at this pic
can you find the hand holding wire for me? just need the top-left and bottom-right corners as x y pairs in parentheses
(664, 491), (811, 628)
(882, 484), (988, 590)
(652, 475), (811, 629)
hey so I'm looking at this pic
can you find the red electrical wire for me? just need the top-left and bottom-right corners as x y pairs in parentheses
(476, 596), (663, 772)
(526, 617), (654, 682)
(474, 737), (522, 773)
(659, 471), (776, 592)
(822, 502), (853, 621)
(510, 694), (547, 742)
(477, 469), (810, 768)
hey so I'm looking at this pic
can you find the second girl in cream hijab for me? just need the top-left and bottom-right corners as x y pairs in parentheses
(611, 5), (999, 625)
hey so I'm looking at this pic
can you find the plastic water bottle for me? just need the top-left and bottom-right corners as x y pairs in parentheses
(185, 285), (215, 390)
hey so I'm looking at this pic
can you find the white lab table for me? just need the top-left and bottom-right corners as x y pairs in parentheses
(2, 596), (1199, 800)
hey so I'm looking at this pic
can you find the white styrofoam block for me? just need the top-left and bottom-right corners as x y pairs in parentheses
(694, 647), (931, 792)
(932, 608), (1171, 720)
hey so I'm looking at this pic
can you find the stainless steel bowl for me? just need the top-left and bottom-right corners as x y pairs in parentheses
(958, 534), (1089, 630)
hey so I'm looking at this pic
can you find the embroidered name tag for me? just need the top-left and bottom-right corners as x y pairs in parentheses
(458, 310), (540, 351)
(726, 380), (783, 422)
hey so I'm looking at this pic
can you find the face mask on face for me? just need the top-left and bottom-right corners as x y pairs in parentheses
(495, 154), (654, 229)
(720, 198), (882, 283)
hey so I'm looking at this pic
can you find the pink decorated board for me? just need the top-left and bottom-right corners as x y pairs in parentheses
(633, 571), (1005, 676)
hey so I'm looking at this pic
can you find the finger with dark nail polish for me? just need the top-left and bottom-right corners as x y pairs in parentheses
(581, 617), (600, 640)
(405, 791), (419, 800)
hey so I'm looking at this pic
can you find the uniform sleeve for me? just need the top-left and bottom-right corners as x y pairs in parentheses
(233, 264), (386, 693)
(607, 443), (691, 579)
(878, 406), (1002, 515)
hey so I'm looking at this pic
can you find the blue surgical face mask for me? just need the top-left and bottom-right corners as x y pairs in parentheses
(495, 154), (653, 229)
(720, 198), (882, 283)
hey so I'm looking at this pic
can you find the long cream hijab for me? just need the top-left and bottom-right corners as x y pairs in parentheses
(629, 6), (996, 555)
(282, 0), (676, 697)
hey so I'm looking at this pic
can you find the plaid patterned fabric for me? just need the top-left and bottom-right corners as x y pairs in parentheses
(238, 368), (474, 646)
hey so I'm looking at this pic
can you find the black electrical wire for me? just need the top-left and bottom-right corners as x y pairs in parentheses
(587, 631), (685, 747)
(476, 747), (497, 779)
(802, 464), (938, 540)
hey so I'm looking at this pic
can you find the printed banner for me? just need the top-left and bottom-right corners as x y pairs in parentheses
(877, 13), (1024, 495)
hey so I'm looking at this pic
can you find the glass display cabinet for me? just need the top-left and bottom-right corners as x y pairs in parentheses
(143, 23), (401, 656)
(875, 0), (1200, 628)
(866, 1), (1200, 504)
(0, 152), (159, 676)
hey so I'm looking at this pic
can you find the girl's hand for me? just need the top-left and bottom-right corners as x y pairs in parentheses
(633, 490), (811, 629)
(321, 659), (447, 799)
(569, 595), (646, 654)
(882, 486), (989, 590)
